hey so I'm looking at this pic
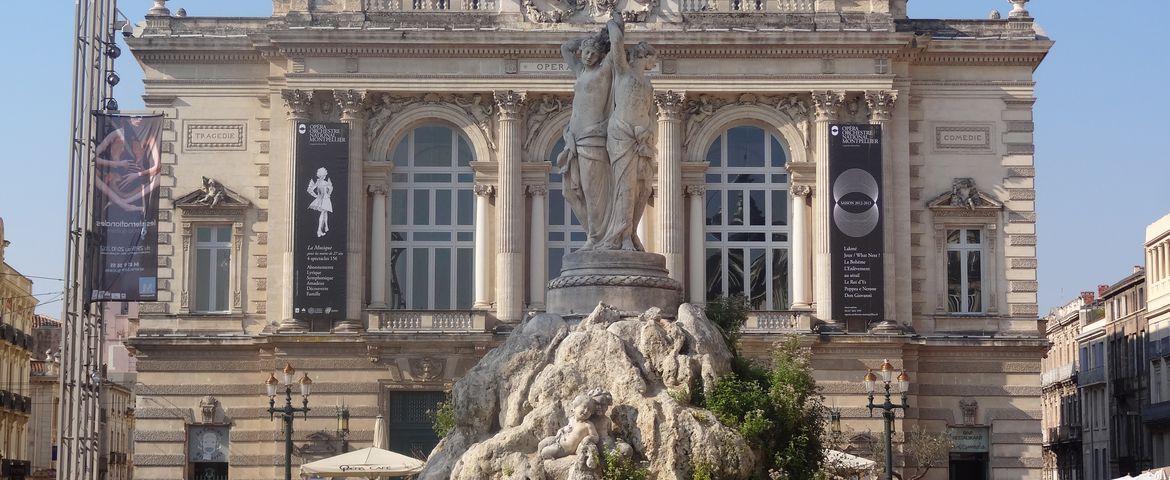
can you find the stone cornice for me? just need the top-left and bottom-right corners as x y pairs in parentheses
(132, 51), (266, 64)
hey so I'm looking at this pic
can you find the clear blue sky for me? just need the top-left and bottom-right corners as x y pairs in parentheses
(2, 1), (1167, 317)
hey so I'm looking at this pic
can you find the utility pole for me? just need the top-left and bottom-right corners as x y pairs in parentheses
(60, 1), (121, 479)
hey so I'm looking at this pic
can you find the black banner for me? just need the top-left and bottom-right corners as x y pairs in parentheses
(293, 122), (349, 323)
(829, 123), (883, 324)
(89, 114), (164, 302)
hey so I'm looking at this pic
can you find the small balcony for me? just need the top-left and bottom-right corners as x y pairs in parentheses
(1143, 401), (1170, 426)
(1078, 366), (1105, 387)
(1042, 363), (1076, 386)
(741, 311), (811, 334)
(1045, 425), (1082, 445)
(367, 309), (490, 333)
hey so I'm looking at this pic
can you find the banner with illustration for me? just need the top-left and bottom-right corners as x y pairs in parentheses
(88, 113), (163, 302)
(293, 122), (349, 323)
(829, 123), (884, 325)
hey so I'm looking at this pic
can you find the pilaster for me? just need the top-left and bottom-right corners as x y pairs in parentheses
(277, 89), (313, 333)
(812, 90), (845, 332)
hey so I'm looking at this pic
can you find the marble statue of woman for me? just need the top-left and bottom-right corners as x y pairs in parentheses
(599, 16), (657, 251)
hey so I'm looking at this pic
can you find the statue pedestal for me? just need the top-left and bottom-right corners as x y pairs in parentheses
(546, 250), (683, 316)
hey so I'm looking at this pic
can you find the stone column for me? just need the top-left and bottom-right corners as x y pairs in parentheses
(790, 185), (813, 310)
(335, 89), (367, 333)
(812, 91), (845, 332)
(686, 184), (706, 304)
(494, 90), (526, 323)
(367, 184), (389, 308)
(473, 183), (495, 309)
(528, 184), (549, 311)
(655, 91), (686, 282)
(277, 89), (313, 333)
(866, 90), (901, 334)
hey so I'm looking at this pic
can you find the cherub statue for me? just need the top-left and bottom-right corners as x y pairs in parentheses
(539, 394), (600, 460)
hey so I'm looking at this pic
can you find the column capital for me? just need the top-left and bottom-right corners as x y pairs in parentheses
(334, 89), (367, 121)
(281, 89), (314, 120)
(791, 184), (812, 198)
(493, 90), (526, 121)
(474, 183), (496, 198)
(811, 90), (846, 121)
(684, 184), (706, 197)
(526, 184), (548, 197)
(865, 90), (898, 123)
(655, 90), (686, 120)
(367, 183), (388, 196)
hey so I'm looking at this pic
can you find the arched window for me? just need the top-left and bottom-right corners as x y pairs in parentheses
(388, 125), (475, 309)
(703, 125), (790, 310)
(546, 137), (587, 279)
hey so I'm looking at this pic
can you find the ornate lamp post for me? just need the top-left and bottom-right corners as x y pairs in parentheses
(336, 405), (351, 453)
(865, 359), (910, 480)
(265, 362), (313, 480)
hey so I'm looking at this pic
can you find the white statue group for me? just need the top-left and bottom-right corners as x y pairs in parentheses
(537, 387), (632, 472)
(558, 17), (658, 252)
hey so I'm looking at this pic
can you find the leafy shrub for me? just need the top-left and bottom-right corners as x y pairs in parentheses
(428, 392), (454, 438)
(602, 448), (649, 480)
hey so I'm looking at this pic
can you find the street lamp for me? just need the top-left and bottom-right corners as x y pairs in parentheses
(336, 405), (351, 453)
(865, 359), (910, 480)
(265, 362), (312, 480)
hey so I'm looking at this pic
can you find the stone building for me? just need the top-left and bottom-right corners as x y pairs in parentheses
(1041, 293), (1091, 480)
(1146, 213), (1170, 464)
(26, 316), (61, 480)
(0, 218), (34, 480)
(122, 0), (1051, 479)
(1100, 269), (1150, 477)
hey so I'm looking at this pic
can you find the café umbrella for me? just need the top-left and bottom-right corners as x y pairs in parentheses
(298, 446), (424, 478)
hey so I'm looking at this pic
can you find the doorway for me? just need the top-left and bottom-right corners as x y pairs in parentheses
(949, 452), (988, 480)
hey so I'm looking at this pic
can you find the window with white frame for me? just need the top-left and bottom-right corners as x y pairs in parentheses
(945, 228), (985, 313)
(389, 125), (476, 310)
(546, 138), (588, 280)
(193, 225), (232, 313)
(702, 125), (790, 310)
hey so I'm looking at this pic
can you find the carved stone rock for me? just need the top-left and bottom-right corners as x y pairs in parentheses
(419, 304), (752, 480)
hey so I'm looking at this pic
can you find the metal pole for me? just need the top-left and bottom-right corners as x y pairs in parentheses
(285, 388), (294, 480)
(883, 403), (894, 480)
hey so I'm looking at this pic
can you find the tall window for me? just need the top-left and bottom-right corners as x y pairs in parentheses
(194, 225), (231, 313)
(703, 125), (790, 310)
(546, 138), (587, 279)
(946, 228), (984, 313)
(389, 125), (475, 310)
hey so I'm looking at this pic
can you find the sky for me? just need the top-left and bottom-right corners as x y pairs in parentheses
(1, 1), (1167, 318)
